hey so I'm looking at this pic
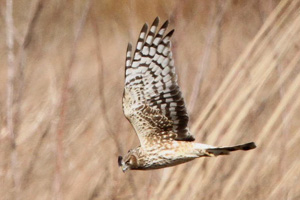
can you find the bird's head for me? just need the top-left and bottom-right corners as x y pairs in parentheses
(118, 150), (138, 172)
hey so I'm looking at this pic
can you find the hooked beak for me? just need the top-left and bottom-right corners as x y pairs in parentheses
(122, 165), (129, 173)
(118, 156), (129, 173)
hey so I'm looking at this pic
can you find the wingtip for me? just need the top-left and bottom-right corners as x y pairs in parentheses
(141, 23), (148, 32)
(161, 19), (169, 29)
(127, 42), (132, 51)
(153, 16), (160, 25)
(165, 29), (175, 38)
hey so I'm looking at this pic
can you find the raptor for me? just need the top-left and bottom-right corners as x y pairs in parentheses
(119, 17), (256, 172)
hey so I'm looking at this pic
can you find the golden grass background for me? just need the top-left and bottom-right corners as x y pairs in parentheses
(1, 0), (300, 199)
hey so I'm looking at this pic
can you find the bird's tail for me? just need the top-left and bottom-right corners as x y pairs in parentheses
(204, 142), (256, 157)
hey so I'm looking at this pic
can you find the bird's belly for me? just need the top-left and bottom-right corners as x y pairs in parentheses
(138, 142), (198, 170)
(141, 154), (197, 170)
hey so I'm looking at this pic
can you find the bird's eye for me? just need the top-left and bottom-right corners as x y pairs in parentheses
(125, 158), (133, 165)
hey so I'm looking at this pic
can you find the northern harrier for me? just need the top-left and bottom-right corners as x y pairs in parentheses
(118, 17), (256, 172)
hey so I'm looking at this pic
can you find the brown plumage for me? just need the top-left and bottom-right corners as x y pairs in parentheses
(119, 17), (256, 172)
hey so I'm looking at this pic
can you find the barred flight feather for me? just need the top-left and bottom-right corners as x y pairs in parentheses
(119, 17), (256, 172)
(123, 17), (194, 145)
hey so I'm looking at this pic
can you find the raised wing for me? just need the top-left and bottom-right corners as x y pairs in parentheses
(123, 17), (194, 146)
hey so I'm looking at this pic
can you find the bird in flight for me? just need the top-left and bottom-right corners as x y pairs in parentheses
(119, 17), (256, 172)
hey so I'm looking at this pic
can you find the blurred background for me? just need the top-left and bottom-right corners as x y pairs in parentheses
(1, 0), (300, 199)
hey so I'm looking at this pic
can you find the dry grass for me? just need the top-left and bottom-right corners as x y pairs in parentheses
(1, 0), (300, 199)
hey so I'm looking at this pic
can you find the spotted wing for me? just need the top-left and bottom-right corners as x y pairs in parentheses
(123, 17), (194, 146)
